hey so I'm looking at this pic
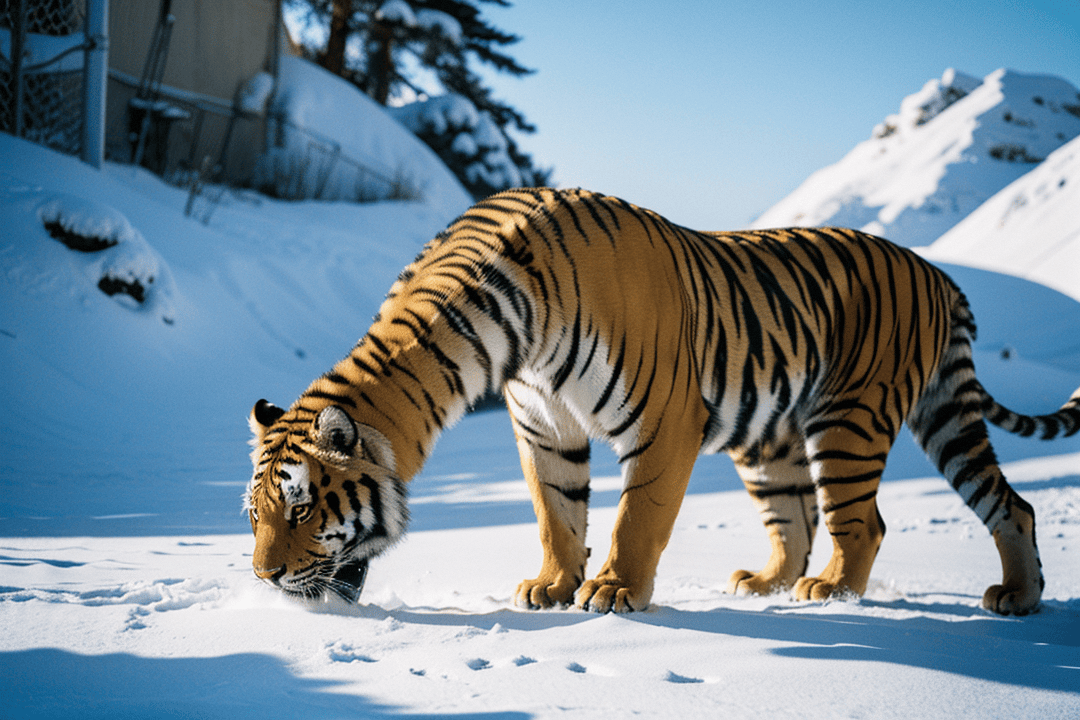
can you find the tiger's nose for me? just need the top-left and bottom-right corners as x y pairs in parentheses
(254, 565), (286, 583)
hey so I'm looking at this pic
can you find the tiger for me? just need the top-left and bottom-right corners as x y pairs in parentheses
(245, 187), (1080, 615)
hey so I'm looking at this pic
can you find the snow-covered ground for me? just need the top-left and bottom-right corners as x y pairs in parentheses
(3, 63), (1080, 717)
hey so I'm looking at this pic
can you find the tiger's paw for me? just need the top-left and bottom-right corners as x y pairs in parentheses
(982, 583), (1041, 616)
(792, 576), (850, 602)
(514, 576), (578, 610)
(576, 577), (652, 613)
(727, 569), (793, 596)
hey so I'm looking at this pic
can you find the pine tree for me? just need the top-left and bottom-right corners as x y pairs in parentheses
(287, 0), (549, 198)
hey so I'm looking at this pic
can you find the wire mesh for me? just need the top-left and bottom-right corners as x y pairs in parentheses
(1, 0), (88, 155)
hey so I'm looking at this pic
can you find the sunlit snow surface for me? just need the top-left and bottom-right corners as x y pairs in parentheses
(2, 93), (1080, 718)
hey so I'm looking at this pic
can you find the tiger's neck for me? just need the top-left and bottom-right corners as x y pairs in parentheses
(304, 331), (471, 482)
(306, 270), (523, 481)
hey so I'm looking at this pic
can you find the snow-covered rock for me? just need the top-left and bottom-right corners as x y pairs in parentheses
(919, 134), (1080, 302)
(30, 192), (177, 321)
(752, 68), (1080, 247)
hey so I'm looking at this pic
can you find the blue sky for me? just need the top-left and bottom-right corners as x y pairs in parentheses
(479, 0), (1080, 230)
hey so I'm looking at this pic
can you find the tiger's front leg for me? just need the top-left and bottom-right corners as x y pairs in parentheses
(577, 405), (707, 613)
(507, 385), (592, 609)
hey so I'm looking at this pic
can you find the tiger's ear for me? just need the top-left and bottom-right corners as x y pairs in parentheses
(250, 399), (285, 441)
(312, 405), (395, 471)
(312, 405), (358, 456)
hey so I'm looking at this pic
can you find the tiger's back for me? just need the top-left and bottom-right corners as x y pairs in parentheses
(247, 187), (1079, 615)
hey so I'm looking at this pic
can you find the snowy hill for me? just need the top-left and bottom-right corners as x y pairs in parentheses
(256, 55), (473, 211)
(751, 68), (1080, 249)
(2, 109), (1080, 717)
(919, 133), (1080, 302)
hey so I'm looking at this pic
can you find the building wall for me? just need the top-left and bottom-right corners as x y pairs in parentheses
(106, 0), (282, 184)
(109, 0), (278, 103)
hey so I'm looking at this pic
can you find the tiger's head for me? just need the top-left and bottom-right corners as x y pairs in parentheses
(245, 399), (408, 602)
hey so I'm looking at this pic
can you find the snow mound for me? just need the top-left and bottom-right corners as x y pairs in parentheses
(752, 68), (1080, 247)
(254, 55), (471, 215)
(919, 134), (1080, 302)
(27, 192), (177, 322)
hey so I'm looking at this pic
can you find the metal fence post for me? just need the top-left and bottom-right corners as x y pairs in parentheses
(82, 0), (109, 168)
(11, 0), (27, 138)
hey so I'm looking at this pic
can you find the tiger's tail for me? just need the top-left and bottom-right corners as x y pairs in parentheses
(982, 386), (1080, 440)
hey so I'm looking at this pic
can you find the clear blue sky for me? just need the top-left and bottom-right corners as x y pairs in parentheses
(478, 0), (1080, 230)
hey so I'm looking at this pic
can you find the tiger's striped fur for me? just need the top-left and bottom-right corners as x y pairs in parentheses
(246, 187), (1080, 614)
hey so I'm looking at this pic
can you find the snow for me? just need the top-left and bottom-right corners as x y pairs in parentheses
(391, 93), (525, 190)
(255, 54), (472, 210)
(0, 27), (86, 74)
(375, 0), (417, 26)
(416, 9), (463, 46)
(919, 134), (1080, 303)
(392, 93), (481, 137)
(235, 71), (275, 115)
(3, 72), (1080, 718)
(752, 68), (1080, 248)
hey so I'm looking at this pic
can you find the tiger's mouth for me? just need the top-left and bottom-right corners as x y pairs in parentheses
(328, 558), (369, 603)
(276, 558), (370, 603)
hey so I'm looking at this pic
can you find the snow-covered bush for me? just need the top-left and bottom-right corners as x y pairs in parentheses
(37, 194), (177, 323)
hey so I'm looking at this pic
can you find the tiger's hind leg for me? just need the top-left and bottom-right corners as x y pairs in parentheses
(908, 351), (1043, 615)
(506, 381), (592, 609)
(728, 447), (818, 596)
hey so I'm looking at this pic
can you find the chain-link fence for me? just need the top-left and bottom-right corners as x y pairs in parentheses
(3, 0), (419, 207)
(1, 0), (98, 158)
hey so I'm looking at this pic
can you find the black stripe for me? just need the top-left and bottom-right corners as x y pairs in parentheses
(815, 469), (883, 487)
(822, 489), (877, 515)
(305, 390), (357, 408)
(558, 445), (591, 464)
(544, 482), (590, 504)
(618, 436), (655, 464)
(593, 336), (626, 415)
(551, 307), (582, 392)
(746, 483), (816, 499)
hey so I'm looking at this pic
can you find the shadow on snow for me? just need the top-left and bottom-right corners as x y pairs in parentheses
(0, 648), (530, 720)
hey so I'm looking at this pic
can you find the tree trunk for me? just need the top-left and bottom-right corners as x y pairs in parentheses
(319, 0), (352, 76)
(370, 21), (394, 106)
